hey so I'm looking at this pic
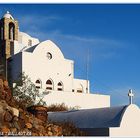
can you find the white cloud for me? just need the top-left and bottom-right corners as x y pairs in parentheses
(25, 29), (124, 62)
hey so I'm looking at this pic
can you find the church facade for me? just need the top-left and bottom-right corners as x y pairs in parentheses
(0, 11), (110, 109)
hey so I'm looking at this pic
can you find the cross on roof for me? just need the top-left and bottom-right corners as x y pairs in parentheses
(128, 89), (134, 104)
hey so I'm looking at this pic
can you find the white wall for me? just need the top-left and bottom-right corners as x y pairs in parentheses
(74, 79), (89, 93)
(110, 104), (140, 137)
(12, 31), (40, 55)
(22, 40), (89, 93)
(11, 39), (110, 109)
(18, 31), (39, 47)
(43, 91), (110, 109)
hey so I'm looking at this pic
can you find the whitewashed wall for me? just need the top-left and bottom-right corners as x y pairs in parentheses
(73, 79), (90, 93)
(18, 32), (39, 47)
(42, 91), (110, 109)
(21, 40), (89, 93)
(110, 104), (140, 137)
(11, 39), (110, 109)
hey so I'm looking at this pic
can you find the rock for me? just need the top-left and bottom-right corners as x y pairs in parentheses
(48, 131), (53, 136)
(34, 125), (45, 133)
(0, 79), (3, 88)
(32, 117), (43, 126)
(24, 117), (29, 124)
(10, 127), (17, 133)
(0, 100), (19, 119)
(0, 100), (8, 110)
(19, 108), (23, 113)
(39, 133), (44, 136)
(28, 117), (33, 124)
(52, 125), (59, 133)
(47, 127), (51, 131)
(1, 126), (10, 134)
(13, 116), (19, 122)
(18, 118), (25, 129)
(51, 125), (62, 136)
(0, 107), (4, 121)
(25, 123), (32, 129)
(19, 112), (26, 120)
(22, 128), (30, 133)
(27, 106), (48, 122)
(13, 121), (20, 130)
(32, 132), (38, 136)
(3, 81), (8, 88)
(11, 107), (19, 117)
(4, 111), (13, 122)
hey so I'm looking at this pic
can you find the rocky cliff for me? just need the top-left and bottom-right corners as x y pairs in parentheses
(0, 78), (85, 136)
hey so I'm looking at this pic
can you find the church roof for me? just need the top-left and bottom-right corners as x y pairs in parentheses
(48, 105), (128, 128)
(24, 44), (39, 52)
(3, 11), (14, 20)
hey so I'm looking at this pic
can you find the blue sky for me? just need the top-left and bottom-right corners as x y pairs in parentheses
(0, 4), (140, 106)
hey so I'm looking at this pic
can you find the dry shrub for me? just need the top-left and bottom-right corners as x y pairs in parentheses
(51, 121), (87, 136)
(47, 103), (69, 112)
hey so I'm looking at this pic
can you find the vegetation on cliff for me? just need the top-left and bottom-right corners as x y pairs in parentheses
(0, 76), (86, 136)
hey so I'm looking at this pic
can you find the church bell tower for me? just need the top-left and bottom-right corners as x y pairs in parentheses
(0, 11), (19, 80)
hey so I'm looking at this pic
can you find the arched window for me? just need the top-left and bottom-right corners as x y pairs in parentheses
(77, 84), (83, 93)
(46, 52), (52, 60)
(57, 82), (63, 91)
(9, 22), (15, 41)
(35, 79), (41, 89)
(46, 79), (53, 90)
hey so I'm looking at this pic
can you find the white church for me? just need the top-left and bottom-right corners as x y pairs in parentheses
(0, 11), (140, 137)
(0, 11), (110, 109)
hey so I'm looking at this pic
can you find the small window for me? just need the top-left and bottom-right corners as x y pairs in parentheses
(35, 79), (41, 89)
(46, 52), (52, 60)
(28, 39), (32, 46)
(58, 82), (62, 86)
(77, 84), (83, 93)
(46, 80), (52, 85)
(46, 87), (53, 90)
(57, 82), (63, 91)
(46, 79), (53, 90)
(77, 90), (82, 93)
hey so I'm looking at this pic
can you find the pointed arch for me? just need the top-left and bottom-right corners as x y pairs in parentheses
(9, 22), (15, 40)
(46, 79), (54, 90)
(35, 79), (42, 89)
(57, 81), (63, 91)
(77, 84), (83, 93)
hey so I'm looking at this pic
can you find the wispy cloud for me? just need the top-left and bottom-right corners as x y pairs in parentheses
(19, 15), (61, 26)
(25, 29), (125, 61)
(18, 14), (62, 33)
(16, 13), (125, 61)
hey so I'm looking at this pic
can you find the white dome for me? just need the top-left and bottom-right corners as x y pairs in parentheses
(3, 11), (14, 20)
